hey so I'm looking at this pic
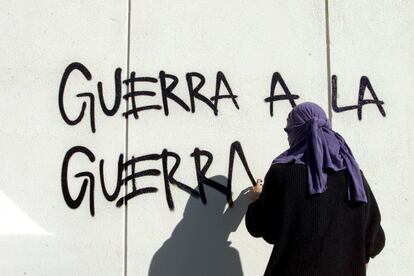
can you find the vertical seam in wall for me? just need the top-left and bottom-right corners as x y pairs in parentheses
(124, 0), (132, 275)
(324, 0), (333, 123)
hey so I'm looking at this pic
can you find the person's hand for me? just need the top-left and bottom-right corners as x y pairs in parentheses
(248, 179), (263, 201)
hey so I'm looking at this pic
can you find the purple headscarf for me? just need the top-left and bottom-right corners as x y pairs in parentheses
(272, 102), (367, 202)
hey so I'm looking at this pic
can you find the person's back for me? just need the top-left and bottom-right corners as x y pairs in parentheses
(246, 163), (385, 275)
(245, 102), (385, 276)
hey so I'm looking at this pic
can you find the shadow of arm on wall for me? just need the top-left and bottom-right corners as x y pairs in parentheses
(148, 175), (251, 276)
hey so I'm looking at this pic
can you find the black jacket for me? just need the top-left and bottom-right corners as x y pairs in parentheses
(245, 163), (385, 276)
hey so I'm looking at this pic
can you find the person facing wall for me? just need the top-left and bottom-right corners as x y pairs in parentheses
(245, 102), (385, 276)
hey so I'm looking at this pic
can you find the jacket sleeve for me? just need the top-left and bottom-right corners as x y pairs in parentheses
(362, 171), (386, 263)
(245, 166), (281, 244)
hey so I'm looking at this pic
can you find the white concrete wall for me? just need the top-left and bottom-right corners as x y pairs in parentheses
(0, 0), (412, 275)
(329, 1), (414, 274)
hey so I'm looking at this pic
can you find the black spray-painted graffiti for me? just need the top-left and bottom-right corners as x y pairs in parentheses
(59, 62), (240, 133)
(61, 141), (255, 216)
(332, 75), (386, 120)
(59, 63), (386, 134)
(59, 62), (386, 216)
